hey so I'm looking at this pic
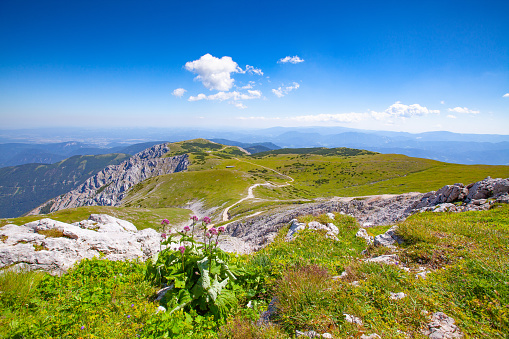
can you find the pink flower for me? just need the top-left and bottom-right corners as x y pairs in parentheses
(203, 216), (211, 224)
(209, 227), (218, 235)
(205, 231), (212, 238)
(179, 245), (185, 254)
(190, 215), (199, 221)
(218, 226), (225, 233)
(215, 241), (219, 245)
(161, 219), (170, 225)
(161, 233), (166, 239)
(183, 226), (191, 232)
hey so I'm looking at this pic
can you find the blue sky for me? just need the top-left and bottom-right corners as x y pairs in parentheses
(1, 0), (508, 133)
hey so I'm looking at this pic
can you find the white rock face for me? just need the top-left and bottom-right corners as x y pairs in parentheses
(374, 225), (404, 248)
(286, 219), (340, 241)
(423, 312), (464, 338)
(28, 143), (189, 215)
(364, 254), (399, 265)
(0, 214), (161, 274)
(344, 313), (363, 325)
(390, 292), (407, 300)
(0, 214), (256, 274)
(355, 228), (374, 245)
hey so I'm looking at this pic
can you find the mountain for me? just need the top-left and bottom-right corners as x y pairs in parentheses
(2, 127), (509, 165)
(0, 153), (130, 218)
(0, 141), (165, 168)
(209, 138), (281, 154)
(28, 143), (189, 215)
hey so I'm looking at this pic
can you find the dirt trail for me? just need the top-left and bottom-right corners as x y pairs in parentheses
(221, 159), (295, 221)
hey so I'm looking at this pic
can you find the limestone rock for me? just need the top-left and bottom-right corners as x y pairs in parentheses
(296, 330), (320, 338)
(423, 312), (464, 338)
(364, 254), (399, 265)
(390, 292), (406, 300)
(374, 225), (404, 247)
(356, 228), (374, 245)
(360, 334), (381, 339)
(344, 313), (363, 325)
(28, 143), (189, 215)
(0, 215), (161, 274)
(286, 219), (306, 240)
(286, 220), (339, 241)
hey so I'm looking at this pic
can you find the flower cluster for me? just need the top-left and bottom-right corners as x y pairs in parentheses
(159, 215), (226, 258)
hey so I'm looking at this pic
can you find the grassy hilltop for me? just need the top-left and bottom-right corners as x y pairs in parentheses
(123, 139), (508, 222)
(1, 139), (508, 338)
(2, 138), (508, 228)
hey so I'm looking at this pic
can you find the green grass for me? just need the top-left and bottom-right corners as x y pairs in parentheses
(118, 140), (509, 222)
(0, 206), (191, 231)
(1, 205), (508, 337)
(122, 169), (256, 219)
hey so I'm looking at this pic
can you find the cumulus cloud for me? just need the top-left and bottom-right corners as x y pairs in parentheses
(503, 93), (509, 98)
(237, 101), (440, 124)
(447, 115), (457, 119)
(278, 56), (304, 64)
(188, 90), (262, 102)
(239, 65), (264, 75)
(172, 88), (187, 98)
(240, 81), (255, 89)
(184, 54), (241, 91)
(448, 107), (480, 114)
(272, 82), (300, 98)
(378, 101), (440, 119)
(230, 102), (247, 109)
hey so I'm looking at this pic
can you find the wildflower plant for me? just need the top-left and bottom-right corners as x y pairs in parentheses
(146, 216), (249, 319)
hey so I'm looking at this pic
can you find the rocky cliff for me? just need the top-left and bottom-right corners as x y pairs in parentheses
(224, 177), (509, 250)
(28, 143), (189, 215)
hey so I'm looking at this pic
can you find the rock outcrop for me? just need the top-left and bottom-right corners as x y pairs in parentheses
(416, 177), (509, 213)
(224, 177), (508, 251)
(0, 214), (161, 274)
(286, 219), (339, 241)
(423, 312), (464, 338)
(0, 214), (253, 274)
(28, 143), (189, 215)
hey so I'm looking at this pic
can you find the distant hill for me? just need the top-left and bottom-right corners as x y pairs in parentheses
(0, 141), (166, 168)
(0, 153), (130, 218)
(209, 138), (280, 154)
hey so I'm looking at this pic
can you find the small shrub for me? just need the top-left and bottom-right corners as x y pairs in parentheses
(36, 228), (67, 238)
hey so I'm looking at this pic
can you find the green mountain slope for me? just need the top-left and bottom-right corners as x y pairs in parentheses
(117, 139), (509, 222)
(0, 153), (130, 218)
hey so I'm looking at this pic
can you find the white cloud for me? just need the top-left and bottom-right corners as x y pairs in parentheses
(447, 115), (457, 119)
(272, 82), (300, 98)
(172, 88), (186, 98)
(241, 65), (264, 75)
(440, 100), (445, 104)
(448, 107), (480, 114)
(503, 93), (509, 98)
(377, 101), (440, 119)
(237, 101), (439, 124)
(240, 81), (255, 89)
(184, 54), (241, 91)
(278, 56), (305, 64)
(188, 90), (262, 102)
(230, 102), (247, 109)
